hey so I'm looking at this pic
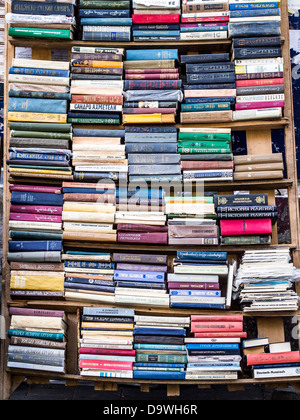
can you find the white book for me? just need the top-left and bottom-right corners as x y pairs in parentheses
(253, 366), (300, 379)
(70, 103), (123, 112)
(229, 0), (279, 2)
(7, 362), (65, 373)
(72, 144), (122, 151)
(12, 58), (70, 70)
(236, 94), (284, 103)
(185, 337), (241, 343)
(134, 315), (190, 324)
(8, 74), (70, 86)
(62, 211), (115, 223)
(168, 273), (219, 282)
(115, 295), (170, 306)
(65, 267), (114, 274)
(75, 165), (128, 172)
(80, 370), (133, 378)
(72, 46), (124, 54)
(165, 203), (215, 214)
(187, 366), (241, 372)
(232, 107), (282, 121)
(234, 57), (283, 66)
(174, 266), (228, 275)
(70, 79), (123, 88)
(170, 296), (226, 304)
(179, 127), (231, 133)
(8, 345), (65, 358)
(235, 63), (283, 73)
(115, 288), (167, 296)
(6, 13), (76, 24)
(184, 177), (233, 182)
(134, 0), (181, 7)
(182, 11), (229, 16)
(183, 0), (229, 3)
(180, 31), (227, 40)
(82, 25), (131, 32)
(185, 372), (238, 380)
(229, 15), (281, 22)
(79, 355), (136, 362)
(8, 221), (62, 230)
(65, 291), (116, 303)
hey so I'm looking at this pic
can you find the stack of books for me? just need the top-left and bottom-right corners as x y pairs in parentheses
(178, 127), (233, 182)
(61, 181), (117, 243)
(166, 195), (219, 245)
(132, 315), (188, 380)
(233, 248), (299, 312)
(69, 46), (124, 126)
(78, 0), (132, 41)
(125, 126), (181, 183)
(79, 307), (135, 379)
(112, 252), (169, 307)
(123, 49), (183, 124)
(216, 193), (275, 246)
(180, 0), (229, 41)
(185, 314), (245, 380)
(71, 127), (128, 182)
(132, 0), (180, 41)
(228, 2), (283, 122)
(7, 307), (68, 373)
(180, 52), (235, 123)
(7, 0), (76, 40)
(168, 251), (230, 309)
(8, 183), (65, 301)
(7, 58), (72, 180)
(63, 251), (116, 304)
(233, 152), (284, 182)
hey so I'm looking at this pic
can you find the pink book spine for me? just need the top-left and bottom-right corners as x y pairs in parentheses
(235, 100), (284, 110)
(123, 108), (177, 114)
(125, 69), (178, 74)
(180, 22), (228, 27)
(10, 204), (63, 215)
(80, 349), (136, 356)
(9, 212), (62, 223)
(9, 307), (64, 317)
(181, 16), (229, 23)
(9, 184), (62, 194)
(125, 74), (179, 80)
(168, 282), (219, 290)
(79, 360), (133, 370)
(117, 232), (168, 244)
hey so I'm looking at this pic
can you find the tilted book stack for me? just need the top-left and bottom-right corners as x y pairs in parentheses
(69, 46), (124, 126)
(123, 49), (183, 124)
(185, 314), (245, 380)
(166, 194), (219, 245)
(180, 52), (235, 123)
(132, 0), (180, 41)
(78, 0), (132, 41)
(233, 152), (284, 181)
(7, 307), (68, 373)
(63, 251), (116, 304)
(79, 307), (135, 379)
(61, 181), (117, 243)
(228, 0), (283, 121)
(132, 315), (189, 380)
(112, 252), (169, 307)
(7, 0), (76, 39)
(168, 251), (229, 309)
(216, 193), (275, 245)
(7, 58), (72, 180)
(178, 128), (233, 182)
(180, 0), (229, 40)
(8, 183), (65, 301)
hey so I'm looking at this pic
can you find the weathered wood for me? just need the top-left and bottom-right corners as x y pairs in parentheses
(167, 384), (180, 397)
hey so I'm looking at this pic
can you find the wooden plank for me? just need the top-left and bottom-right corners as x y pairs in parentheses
(140, 384), (150, 393)
(167, 384), (180, 397)
(227, 384), (245, 392)
(257, 318), (285, 343)
(31, 47), (52, 61)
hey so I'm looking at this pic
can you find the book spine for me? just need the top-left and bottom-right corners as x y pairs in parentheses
(11, 0), (74, 15)
(220, 218), (273, 236)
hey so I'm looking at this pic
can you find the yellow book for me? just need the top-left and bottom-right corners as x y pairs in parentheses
(234, 65), (246, 75)
(81, 322), (134, 330)
(10, 273), (64, 291)
(122, 113), (175, 124)
(71, 60), (123, 68)
(63, 202), (115, 213)
(8, 111), (67, 123)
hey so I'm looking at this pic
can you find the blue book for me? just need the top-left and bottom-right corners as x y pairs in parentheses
(126, 49), (178, 61)
(67, 112), (120, 119)
(134, 344), (186, 351)
(73, 128), (125, 137)
(8, 329), (65, 341)
(170, 303), (226, 309)
(187, 362), (241, 368)
(9, 240), (62, 252)
(132, 30), (180, 36)
(185, 97), (235, 104)
(124, 80), (181, 90)
(9, 231), (63, 240)
(64, 261), (114, 269)
(9, 67), (69, 78)
(11, 191), (64, 206)
(114, 271), (165, 282)
(125, 143), (178, 153)
(253, 363), (300, 369)
(129, 164), (181, 176)
(180, 25), (227, 32)
(134, 362), (186, 368)
(228, 21), (281, 38)
(186, 344), (240, 350)
(128, 154), (180, 165)
(229, 2), (279, 10)
(183, 83), (236, 90)
(125, 126), (177, 133)
(186, 62), (234, 73)
(62, 187), (115, 194)
(125, 90), (183, 102)
(116, 187), (163, 199)
(181, 53), (230, 63)
(186, 74), (235, 84)
(11, 0), (74, 15)
(8, 353), (65, 366)
(79, 9), (130, 17)
(181, 103), (231, 112)
(82, 31), (131, 41)
(230, 8), (280, 17)
(133, 371), (185, 380)
(83, 307), (135, 316)
(9, 91), (72, 100)
(66, 277), (113, 287)
(115, 281), (165, 289)
(134, 327), (186, 336)
(80, 17), (132, 25)
(64, 282), (115, 293)
(177, 251), (227, 261)
(8, 98), (67, 114)
(9, 152), (68, 161)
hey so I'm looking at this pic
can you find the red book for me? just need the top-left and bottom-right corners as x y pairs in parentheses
(71, 94), (123, 105)
(247, 351), (300, 366)
(168, 282), (219, 290)
(132, 14), (180, 24)
(191, 322), (244, 333)
(79, 349), (136, 356)
(117, 232), (168, 244)
(235, 100), (284, 110)
(220, 218), (273, 236)
(181, 161), (233, 170)
(235, 78), (284, 87)
(194, 332), (247, 338)
(181, 16), (229, 23)
(191, 315), (243, 322)
(79, 360), (133, 370)
(117, 223), (168, 232)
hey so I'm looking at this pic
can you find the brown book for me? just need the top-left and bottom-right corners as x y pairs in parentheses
(243, 346), (266, 355)
(117, 223), (168, 232)
(63, 193), (115, 203)
(234, 162), (284, 172)
(181, 161), (233, 170)
(124, 59), (176, 70)
(10, 290), (64, 299)
(168, 225), (219, 238)
(233, 170), (283, 181)
(9, 262), (64, 271)
(180, 110), (233, 123)
(233, 153), (283, 165)
(10, 23), (75, 31)
(10, 336), (67, 349)
(182, 2), (229, 12)
(62, 181), (116, 189)
(63, 231), (117, 242)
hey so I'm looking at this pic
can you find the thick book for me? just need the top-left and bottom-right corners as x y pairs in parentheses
(220, 218), (273, 236)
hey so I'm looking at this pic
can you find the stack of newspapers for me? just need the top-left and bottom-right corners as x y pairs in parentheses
(8, 183), (65, 301)
(178, 127), (233, 183)
(7, 0), (76, 40)
(61, 181), (117, 243)
(132, 315), (189, 380)
(123, 49), (183, 124)
(233, 248), (299, 312)
(180, 0), (229, 41)
(69, 46), (124, 125)
(78, 0), (132, 41)
(113, 252), (169, 307)
(79, 307), (135, 379)
(63, 251), (116, 304)
(7, 58), (72, 180)
(132, 0), (181, 41)
(7, 307), (68, 373)
(228, 0), (283, 122)
(180, 52), (235, 123)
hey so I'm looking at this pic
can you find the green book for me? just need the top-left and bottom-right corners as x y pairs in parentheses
(80, 0), (130, 8)
(9, 165), (71, 171)
(9, 122), (72, 132)
(68, 118), (120, 124)
(178, 140), (230, 149)
(178, 147), (231, 154)
(135, 354), (188, 364)
(8, 27), (72, 40)
(178, 132), (231, 141)
(220, 235), (272, 245)
(8, 329), (65, 342)
(10, 131), (72, 140)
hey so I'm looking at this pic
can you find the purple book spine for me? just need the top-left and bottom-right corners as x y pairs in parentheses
(10, 205), (63, 215)
(9, 213), (62, 223)
(9, 184), (62, 194)
(9, 307), (65, 317)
